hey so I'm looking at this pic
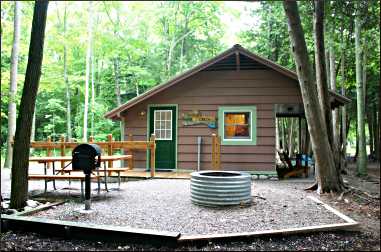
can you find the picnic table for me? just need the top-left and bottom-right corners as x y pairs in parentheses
(29, 155), (133, 194)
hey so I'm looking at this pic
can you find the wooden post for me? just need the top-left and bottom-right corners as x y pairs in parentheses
(150, 134), (155, 177)
(60, 135), (65, 173)
(212, 134), (216, 169)
(89, 135), (94, 143)
(216, 135), (221, 170)
(107, 134), (113, 168)
(47, 136), (52, 168)
(128, 134), (134, 170)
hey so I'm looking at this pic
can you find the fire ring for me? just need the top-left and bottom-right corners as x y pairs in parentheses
(190, 171), (252, 207)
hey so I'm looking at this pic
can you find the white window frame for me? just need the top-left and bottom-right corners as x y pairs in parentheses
(154, 110), (172, 140)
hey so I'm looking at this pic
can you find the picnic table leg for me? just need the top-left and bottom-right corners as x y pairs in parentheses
(103, 161), (109, 192)
(52, 162), (57, 190)
(44, 162), (48, 193)
(96, 169), (100, 194)
(118, 171), (121, 189)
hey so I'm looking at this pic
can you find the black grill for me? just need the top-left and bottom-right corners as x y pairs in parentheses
(72, 144), (101, 174)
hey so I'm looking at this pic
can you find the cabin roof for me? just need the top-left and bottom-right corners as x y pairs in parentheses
(105, 44), (350, 120)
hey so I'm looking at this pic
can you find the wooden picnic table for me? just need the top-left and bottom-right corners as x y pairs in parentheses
(29, 155), (133, 192)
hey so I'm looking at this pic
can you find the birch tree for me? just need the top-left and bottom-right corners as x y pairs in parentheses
(4, 1), (21, 169)
(355, 1), (367, 176)
(63, 3), (72, 140)
(83, 1), (93, 142)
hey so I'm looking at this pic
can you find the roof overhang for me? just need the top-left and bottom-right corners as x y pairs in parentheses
(105, 45), (351, 121)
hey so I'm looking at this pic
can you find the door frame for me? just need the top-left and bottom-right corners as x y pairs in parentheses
(146, 104), (178, 170)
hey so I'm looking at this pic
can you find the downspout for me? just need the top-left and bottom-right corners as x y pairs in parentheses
(197, 136), (202, 171)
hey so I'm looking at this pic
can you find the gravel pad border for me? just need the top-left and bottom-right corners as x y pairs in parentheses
(28, 180), (356, 237)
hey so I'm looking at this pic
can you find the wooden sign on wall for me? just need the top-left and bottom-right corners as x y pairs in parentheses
(182, 110), (217, 128)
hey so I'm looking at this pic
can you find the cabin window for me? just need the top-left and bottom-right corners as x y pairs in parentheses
(154, 110), (172, 140)
(218, 106), (257, 145)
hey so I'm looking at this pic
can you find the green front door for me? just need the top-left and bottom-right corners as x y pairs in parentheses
(149, 106), (176, 170)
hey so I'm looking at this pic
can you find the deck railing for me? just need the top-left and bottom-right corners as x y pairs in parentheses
(13, 133), (156, 176)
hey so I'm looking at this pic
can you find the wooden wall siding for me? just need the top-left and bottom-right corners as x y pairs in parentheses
(123, 70), (301, 172)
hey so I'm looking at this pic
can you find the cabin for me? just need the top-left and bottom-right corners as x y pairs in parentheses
(105, 44), (349, 176)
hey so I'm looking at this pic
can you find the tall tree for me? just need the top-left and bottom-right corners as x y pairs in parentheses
(330, 38), (340, 148)
(340, 22), (348, 169)
(10, 0), (49, 209)
(4, 1), (21, 169)
(355, 1), (367, 176)
(63, 3), (72, 140)
(83, 1), (93, 142)
(283, 0), (343, 193)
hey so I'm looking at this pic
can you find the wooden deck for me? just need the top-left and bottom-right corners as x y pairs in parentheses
(120, 169), (191, 179)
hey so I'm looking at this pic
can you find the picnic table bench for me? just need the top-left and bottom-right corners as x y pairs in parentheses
(28, 173), (100, 199)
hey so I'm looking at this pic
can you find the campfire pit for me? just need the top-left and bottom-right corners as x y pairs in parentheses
(190, 171), (252, 207)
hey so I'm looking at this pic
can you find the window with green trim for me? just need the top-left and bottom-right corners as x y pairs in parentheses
(218, 106), (257, 145)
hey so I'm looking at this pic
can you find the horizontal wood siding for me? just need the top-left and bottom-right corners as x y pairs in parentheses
(123, 70), (302, 172)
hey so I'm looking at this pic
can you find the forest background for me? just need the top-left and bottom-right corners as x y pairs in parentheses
(1, 1), (379, 164)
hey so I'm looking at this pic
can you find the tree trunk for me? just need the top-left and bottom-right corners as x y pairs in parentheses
(83, 1), (93, 142)
(355, 5), (367, 176)
(4, 1), (21, 169)
(330, 40), (340, 148)
(91, 51), (95, 137)
(288, 118), (294, 156)
(114, 58), (121, 107)
(10, 0), (48, 209)
(313, 0), (333, 147)
(63, 3), (72, 140)
(113, 57), (124, 140)
(367, 111), (373, 157)
(283, 0), (343, 193)
(340, 37), (347, 169)
(374, 107), (380, 161)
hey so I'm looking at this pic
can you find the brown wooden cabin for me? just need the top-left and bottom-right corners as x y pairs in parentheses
(105, 44), (350, 176)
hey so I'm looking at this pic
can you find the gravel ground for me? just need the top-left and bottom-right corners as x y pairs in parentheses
(31, 179), (344, 235)
(1, 165), (379, 250)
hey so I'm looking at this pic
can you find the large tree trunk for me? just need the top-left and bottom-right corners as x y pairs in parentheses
(283, 0), (343, 193)
(63, 3), (72, 140)
(355, 4), (367, 176)
(313, 0), (333, 146)
(83, 1), (93, 142)
(4, 1), (21, 169)
(330, 40), (340, 148)
(340, 37), (347, 169)
(10, 0), (48, 209)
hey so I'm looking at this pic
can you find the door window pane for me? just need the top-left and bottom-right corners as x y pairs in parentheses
(154, 110), (172, 140)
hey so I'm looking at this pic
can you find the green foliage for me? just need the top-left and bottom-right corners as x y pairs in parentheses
(239, 1), (380, 146)
(1, 1), (227, 145)
(1, 1), (379, 152)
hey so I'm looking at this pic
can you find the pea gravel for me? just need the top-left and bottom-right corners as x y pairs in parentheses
(31, 179), (345, 235)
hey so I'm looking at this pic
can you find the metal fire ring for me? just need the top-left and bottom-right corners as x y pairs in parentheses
(190, 170), (252, 207)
